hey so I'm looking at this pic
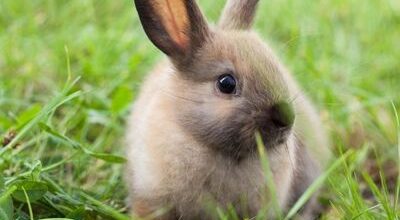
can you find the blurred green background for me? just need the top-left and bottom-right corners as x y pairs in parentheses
(0, 0), (399, 219)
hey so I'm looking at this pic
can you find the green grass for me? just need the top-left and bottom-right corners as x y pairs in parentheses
(0, 0), (399, 219)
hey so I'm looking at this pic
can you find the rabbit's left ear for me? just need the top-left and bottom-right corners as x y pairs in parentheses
(134, 0), (210, 61)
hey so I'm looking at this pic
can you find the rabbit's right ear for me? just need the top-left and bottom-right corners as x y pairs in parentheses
(134, 0), (210, 62)
(219, 0), (259, 30)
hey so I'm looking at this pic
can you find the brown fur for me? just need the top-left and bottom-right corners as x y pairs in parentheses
(126, 0), (331, 219)
(219, 0), (260, 30)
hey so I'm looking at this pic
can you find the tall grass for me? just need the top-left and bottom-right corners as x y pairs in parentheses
(1, 0), (399, 219)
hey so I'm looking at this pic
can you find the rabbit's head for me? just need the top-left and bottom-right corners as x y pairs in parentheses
(135, 0), (296, 160)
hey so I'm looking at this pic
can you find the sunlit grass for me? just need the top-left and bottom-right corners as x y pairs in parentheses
(0, 0), (399, 219)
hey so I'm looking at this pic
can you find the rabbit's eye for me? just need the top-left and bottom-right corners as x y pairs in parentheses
(217, 74), (236, 94)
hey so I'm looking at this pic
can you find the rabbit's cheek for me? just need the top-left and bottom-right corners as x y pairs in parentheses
(178, 105), (257, 161)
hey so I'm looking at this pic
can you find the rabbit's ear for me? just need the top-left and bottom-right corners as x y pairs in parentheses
(135, 0), (210, 60)
(219, 0), (259, 30)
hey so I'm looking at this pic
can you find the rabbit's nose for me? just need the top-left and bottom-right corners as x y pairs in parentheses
(270, 101), (295, 129)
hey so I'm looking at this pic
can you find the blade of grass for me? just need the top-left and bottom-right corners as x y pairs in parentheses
(216, 207), (229, 220)
(22, 186), (34, 220)
(227, 203), (240, 220)
(351, 204), (381, 220)
(284, 149), (354, 220)
(0, 78), (82, 156)
(391, 101), (399, 211)
(5, 152), (79, 186)
(79, 191), (131, 220)
(64, 45), (72, 85)
(39, 123), (126, 163)
(0, 185), (17, 202)
(255, 132), (283, 219)
(362, 172), (394, 219)
(341, 144), (368, 216)
(39, 218), (74, 220)
(143, 205), (173, 220)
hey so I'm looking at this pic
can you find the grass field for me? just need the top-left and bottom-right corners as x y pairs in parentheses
(0, 0), (399, 219)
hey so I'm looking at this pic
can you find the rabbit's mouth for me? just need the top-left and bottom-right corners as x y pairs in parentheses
(216, 107), (295, 161)
(179, 100), (295, 162)
(210, 125), (293, 162)
(257, 126), (293, 148)
(182, 114), (294, 162)
(252, 101), (296, 149)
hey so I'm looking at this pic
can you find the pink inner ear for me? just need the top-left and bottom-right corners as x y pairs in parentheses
(153, 0), (190, 51)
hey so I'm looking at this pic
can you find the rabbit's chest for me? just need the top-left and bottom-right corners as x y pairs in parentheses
(168, 155), (266, 216)
(167, 146), (296, 217)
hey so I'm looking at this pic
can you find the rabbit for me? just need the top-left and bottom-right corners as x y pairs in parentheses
(125, 0), (331, 219)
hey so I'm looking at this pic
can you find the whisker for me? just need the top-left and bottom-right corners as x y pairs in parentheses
(289, 92), (302, 104)
(285, 142), (295, 172)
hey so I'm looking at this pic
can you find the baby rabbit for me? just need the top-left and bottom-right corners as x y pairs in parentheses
(126, 0), (331, 219)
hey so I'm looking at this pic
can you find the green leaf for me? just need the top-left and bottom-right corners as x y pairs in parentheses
(111, 85), (133, 115)
(87, 152), (126, 164)
(79, 192), (131, 220)
(30, 160), (43, 181)
(66, 206), (86, 220)
(39, 123), (80, 149)
(12, 181), (48, 203)
(16, 104), (42, 129)
(40, 123), (126, 163)
(0, 195), (13, 220)
(0, 185), (16, 220)
(0, 115), (12, 131)
(0, 174), (4, 190)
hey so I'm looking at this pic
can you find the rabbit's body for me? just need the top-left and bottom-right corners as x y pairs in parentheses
(126, 0), (330, 219)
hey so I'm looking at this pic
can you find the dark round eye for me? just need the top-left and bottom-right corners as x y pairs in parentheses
(217, 74), (236, 94)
